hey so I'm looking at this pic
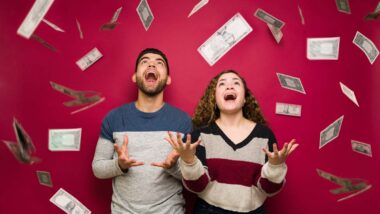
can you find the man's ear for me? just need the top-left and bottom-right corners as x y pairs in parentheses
(132, 73), (136, 83)
(166, 76), (171, 85)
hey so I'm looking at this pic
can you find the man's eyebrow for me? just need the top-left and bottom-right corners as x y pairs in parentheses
(139, 56), (149, 62)
(155, 58), (165, 63)
(139, 57), (165, 64)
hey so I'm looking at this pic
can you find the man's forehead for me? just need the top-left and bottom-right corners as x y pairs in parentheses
(139, 53), (164, 61)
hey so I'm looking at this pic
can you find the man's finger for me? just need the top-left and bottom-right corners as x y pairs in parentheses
(123, 135), (130, 159)
(114, 144), (123, 157)
(151, 162), (165, 168)
(123, 135), (129, 147)
(128, 159), (144, 167)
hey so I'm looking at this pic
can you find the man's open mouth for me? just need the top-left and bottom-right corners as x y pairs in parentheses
(144, 71), (158, 82)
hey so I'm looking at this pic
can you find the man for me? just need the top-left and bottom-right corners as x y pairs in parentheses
(92, 48), (192, 213)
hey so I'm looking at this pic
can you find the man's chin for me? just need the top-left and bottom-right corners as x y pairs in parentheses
(141, 87), (164, 97)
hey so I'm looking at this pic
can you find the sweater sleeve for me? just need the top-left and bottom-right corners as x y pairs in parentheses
(179, 128), (211, 193)
(257, 126), (287, 196)
(92, 137), (124, 179)
(258, 162), (287, 195)
(179, 157), (210, 193)
(164, 159), (182, 180)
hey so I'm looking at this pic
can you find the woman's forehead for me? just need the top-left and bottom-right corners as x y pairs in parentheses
(218, 72), (242, 81)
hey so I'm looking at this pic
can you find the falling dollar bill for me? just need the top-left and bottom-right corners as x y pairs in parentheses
(364, 2), (380, 20)
(353, 31), (379, 64)
(101, 7), (122, 30)
(276, 73), (306, 94)
(319, 115), (344, 149)
(110, 7), (123, 23)
(137, 0), (154, 31)
(42, 19), (65, 32)
(254, 8), (285, 29)
(335, 0), (351, 14)
(351, 140), (372, 157)
(340, 82), (359, 107)
(307, 37), (340, 60)
(2, 118), (41, 164)
(76, 47), (103, 71)
(49, 129), (82, 151)
(316, 168), (371, 202)
(275, 102), (301, 117)
(298, 4), (305, 25)
(36, 171), (53, 187)
(76, 18), (84, 39)
(376, 1), (380, 12)
(364, 11), (380, 20)
(31, 34), (57, 52)
(50, 81), (105, 114)
(198, 13), (252, 66)
(50, 188), (91, 214)
(267, 23), (283, 44)
(188, 0), (208, 17)
(17, 0), (55, 39)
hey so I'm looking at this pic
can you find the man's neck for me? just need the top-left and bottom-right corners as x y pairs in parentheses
(135, 91), (165, 113)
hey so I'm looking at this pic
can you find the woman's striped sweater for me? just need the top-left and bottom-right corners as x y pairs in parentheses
(180, 122), (287, 213)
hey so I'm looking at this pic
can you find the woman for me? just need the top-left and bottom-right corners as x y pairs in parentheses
(166, 70), (298, 214)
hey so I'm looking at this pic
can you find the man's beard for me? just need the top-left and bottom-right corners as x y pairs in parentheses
(136, 76), (168, 97)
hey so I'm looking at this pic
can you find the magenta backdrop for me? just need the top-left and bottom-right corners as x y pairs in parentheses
(1, 0), (379, 213)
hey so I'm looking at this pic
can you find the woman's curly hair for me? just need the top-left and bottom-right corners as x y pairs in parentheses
(192, 70), (266, 128)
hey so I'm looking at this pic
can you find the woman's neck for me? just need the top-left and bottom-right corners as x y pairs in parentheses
(216, 111), (248, 128)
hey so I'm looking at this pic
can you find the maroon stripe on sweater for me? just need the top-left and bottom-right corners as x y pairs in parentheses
(259, 178), (284, 194)
(184, 173), (210, 193)
(206, 159), (263, 187)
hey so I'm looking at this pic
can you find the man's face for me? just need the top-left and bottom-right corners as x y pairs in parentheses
(133, 53), (171, 97)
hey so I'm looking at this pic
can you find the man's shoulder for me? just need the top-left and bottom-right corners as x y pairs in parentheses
(164, 103), (190, 118)
(105, 103), (133, 119)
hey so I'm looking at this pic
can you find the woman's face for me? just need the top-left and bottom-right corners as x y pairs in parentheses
(215, 72), (246, 115)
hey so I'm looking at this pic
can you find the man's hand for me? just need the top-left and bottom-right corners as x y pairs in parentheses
(151, 149), (180, 169)
(114, 135), (144, 171)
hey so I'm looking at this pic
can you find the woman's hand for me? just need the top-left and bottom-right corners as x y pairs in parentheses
(263, 139), (299, 165)
(165, 132), (201, 164)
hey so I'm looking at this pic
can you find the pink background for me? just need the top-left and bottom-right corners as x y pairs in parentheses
(1, 0), (379, 213)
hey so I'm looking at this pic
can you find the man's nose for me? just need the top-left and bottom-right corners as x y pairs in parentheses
(148, 61), (156, 67)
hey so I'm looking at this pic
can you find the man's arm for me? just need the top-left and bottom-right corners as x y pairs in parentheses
(92, 137), (125, 179)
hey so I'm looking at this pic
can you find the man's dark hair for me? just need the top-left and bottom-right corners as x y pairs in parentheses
(135, 48), (170, 74)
